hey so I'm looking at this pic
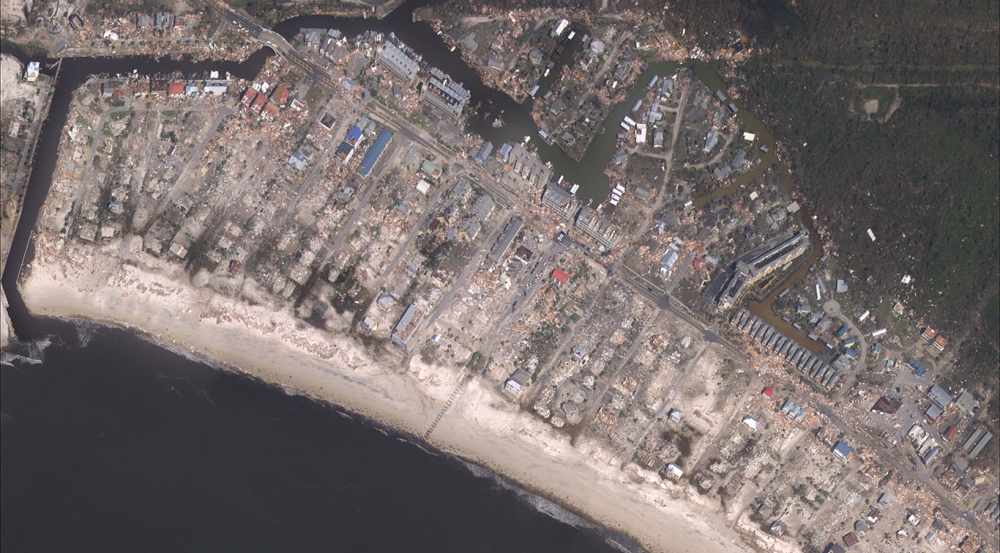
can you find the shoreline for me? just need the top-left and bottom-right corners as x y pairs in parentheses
(18, 234), (755, 553)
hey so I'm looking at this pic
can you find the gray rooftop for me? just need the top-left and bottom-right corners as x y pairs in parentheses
(488, 217), (523, 263)
(379, 41), (419, 82)
(927, 384), (953, 409)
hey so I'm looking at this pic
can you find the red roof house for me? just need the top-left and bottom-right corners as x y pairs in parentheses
(271, 84), (290, 106)
(692, 258), (707, 270)
(167, 82), (185, 97)
(262, 101), (280, 121)
(943, 425), (958, 442)
(241, 88), (258, 107)
(762, 386), (774, 397)
(252, 92), (267, 112)
(551, 268), (570, 284)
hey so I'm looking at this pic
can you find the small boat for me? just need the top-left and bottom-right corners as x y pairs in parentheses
(523, 135), (531, 144)
(569, 184), (579, 194)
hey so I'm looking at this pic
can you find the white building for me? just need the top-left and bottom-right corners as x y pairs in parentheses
(23, 61), (40, 82)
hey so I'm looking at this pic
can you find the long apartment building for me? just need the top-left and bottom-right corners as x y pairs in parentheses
(509, 144), (551, 187)
(378, 40), (420, 84)
(488, 217), (524, 263)
(575, 206), (622, 250)
(541, 184), (580, 220)
(422, 67), (471, 118)
(717, 229), (810, 309)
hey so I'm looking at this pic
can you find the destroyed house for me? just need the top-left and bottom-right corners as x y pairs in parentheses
(872, 396), (902, 414)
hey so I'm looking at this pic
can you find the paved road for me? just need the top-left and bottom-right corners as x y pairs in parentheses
(520, 277), (615, 407)
(490, 241), (563, 328)
(824, 299), (868, 401)
(420, 217), (509, 332)
(786, 389), (994, 542)
(617, 266), (747, 363)
(378, 179), (449, 280)
(328, 178), (379, 255)
(576, 308), (661, 426)
(620, 341), (707, 465)
(202, 1), (338, 90)
(644, 81), (690, 230)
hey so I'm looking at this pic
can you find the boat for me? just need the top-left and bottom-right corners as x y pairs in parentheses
(492, 117), (504, 128)
(523, 135), (531, 144)
(569, 184), (579, 194)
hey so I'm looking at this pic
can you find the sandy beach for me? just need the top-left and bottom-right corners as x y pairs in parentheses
(19, 233), (755, 553)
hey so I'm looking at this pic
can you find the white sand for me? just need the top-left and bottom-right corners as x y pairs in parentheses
(19, 234), (754, 553)
(0, 54), (37, 107)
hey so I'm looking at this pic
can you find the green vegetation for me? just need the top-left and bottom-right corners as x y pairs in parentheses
(405, 111), (438, 136)
(663, 0), (1000, 405)
(742, 69), (998, 334)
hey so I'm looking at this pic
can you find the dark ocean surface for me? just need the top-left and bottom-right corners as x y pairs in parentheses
(1, 325), (629, 553)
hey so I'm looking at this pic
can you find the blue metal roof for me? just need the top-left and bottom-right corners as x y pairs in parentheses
(358, 129), (393, 178)
(345, 126), (363, 144)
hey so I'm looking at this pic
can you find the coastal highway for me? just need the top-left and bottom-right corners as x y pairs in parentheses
(200, 0), (337, 91)
(784, 388), (997, 545)
(616, 265), (747, 364)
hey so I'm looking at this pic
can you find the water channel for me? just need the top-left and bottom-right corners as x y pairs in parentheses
(3, 0), (823, 348)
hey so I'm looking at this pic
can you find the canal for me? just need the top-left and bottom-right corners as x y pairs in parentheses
(2, 0), (822, 346)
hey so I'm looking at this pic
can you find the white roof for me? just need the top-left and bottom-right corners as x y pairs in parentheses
(416, 180), (431, 194)
(742, 416), (759, 431)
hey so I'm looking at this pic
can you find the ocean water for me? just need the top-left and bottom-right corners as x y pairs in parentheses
(1, 325), (634, 553)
